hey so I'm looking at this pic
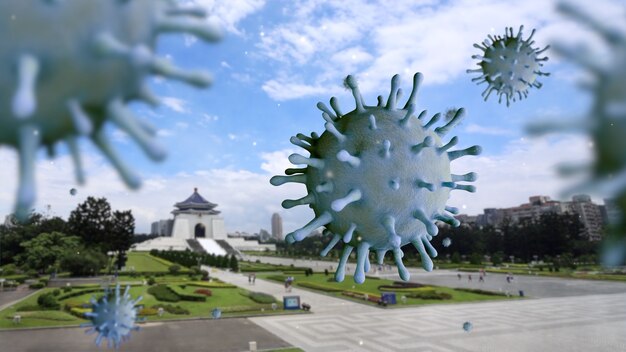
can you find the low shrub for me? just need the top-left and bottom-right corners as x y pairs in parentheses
(297, 282), (343, 292)
(52, 289), (61, 296)
(243, 292), (276, 304)
(167, 285), (206, 302)
(455, 288), (506, 296)
(57, 287), (101, 301)
(29, 282), (46, 289)
(194, 288), (212, 296)
(147, 285), (180, 302)
(188, 281), (236, 289)
(147, 277), (156, 286)
(37, 293), (60, 309)
(168, 265), (181, 275)
(406, 289), (452, 300)
(138, 307), (159, 316)
(64, 300), (90, 312)
(70, 307), (92, 318)
(151, 304), (190, 315)
(4, 274), (29, 284)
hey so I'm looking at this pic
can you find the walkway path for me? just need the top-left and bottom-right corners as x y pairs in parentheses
(213, 269), (626, 352)
(246, 255), (626, 298)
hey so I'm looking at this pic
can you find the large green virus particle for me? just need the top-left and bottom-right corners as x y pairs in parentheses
(468, 25), (550, 106)
(0, 0), (221, 220)
(271, 73), (482, 283)
(527, 2), (626, 265)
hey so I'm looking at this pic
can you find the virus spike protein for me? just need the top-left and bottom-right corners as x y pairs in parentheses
(527, 1), (626, 266)
(271, 73), (482, 283)
(468, 25), (550, 107)
(0, 0), (221, 221)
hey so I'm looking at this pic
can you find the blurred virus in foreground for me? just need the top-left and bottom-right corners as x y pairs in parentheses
(83, 285), (142, 349)
(0, 0), (221, 221)
(212, 308), (222, 319)
(527, 2), (626, 265)
(271, 73), (481, 283)
(468, 25), (550, 106)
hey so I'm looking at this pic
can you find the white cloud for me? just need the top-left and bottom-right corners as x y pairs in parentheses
(465, 124), (515, 136)
(192, 0), (266, 36)
(0, 148), (312, 235)
(161, 97), (189, 113)
(449, 134), (598, 215)
(256, 0), (625, 101)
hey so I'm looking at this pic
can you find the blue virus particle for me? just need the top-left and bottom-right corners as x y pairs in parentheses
(83, 284), (142, 349)
(468, 26), (550, 106)
(442, 237), (452, 248)
(527, 2), (626, 265)
(463, 321), (473, 332)
(0, 0), (221, 221)
(270, 73), (482, 283)
(211, 308), (222, 319)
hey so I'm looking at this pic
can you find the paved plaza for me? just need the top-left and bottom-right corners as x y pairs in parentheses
(235, 256), (626, 351)
(1, 258), (625, 351)
(0, 317), (292, 352)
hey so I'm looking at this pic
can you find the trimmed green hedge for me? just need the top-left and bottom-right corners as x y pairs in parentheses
(187, 281), (236, 289)
(151, 304), (190, 315)
(240, 291), (276, 304)
(406, 289), (452, 300)
(148, 285), (180, 302)
(167, 285), (206, 302)
(297, 282), (343, 292)
(455, 288), (506, 296)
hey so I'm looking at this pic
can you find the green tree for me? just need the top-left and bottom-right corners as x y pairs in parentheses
(229, 255), (239, 272)
(68, 197), (135, 257)
(68, 197), (112, 250)
(0, 213), (68, 266)
(19, 232), (81, 273)
(60, 249), (107, 277)
(491, 251), (504, 266)
(110, 210), (135, 269)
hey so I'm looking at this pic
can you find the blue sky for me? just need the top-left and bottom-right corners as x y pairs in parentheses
(1, 0), (624, 234)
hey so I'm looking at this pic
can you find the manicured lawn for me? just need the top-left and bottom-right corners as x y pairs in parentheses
(0, 280), (294, 330)
(260, 273), (516, 307)
(124, 252), (179, 272)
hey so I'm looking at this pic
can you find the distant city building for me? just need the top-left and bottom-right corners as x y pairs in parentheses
(258, 229), (272, 242)
(271, 213), (283, 240)
(150, 219), (173, 237)
(458, 195), (606, 241)
(569, 195), (604, 241)
(3, 214), (17, 228)
(603, 198), (621, 225)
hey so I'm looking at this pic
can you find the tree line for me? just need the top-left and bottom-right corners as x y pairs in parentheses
(275, 212), (599, 265)
(0, 197), (134, 276)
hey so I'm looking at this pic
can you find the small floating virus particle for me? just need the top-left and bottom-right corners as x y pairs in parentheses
(83, 284), (142, 349)
(270, 73), (482, 283)
(468, 26), (550, 106)
(69, 188), (77, 196)
(0, 0), (221, 221)
(527, 2), (626, 265)
(442, 237), (452, 248)
(463, 321), (473, 332)
(211, 308), (222, 319)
